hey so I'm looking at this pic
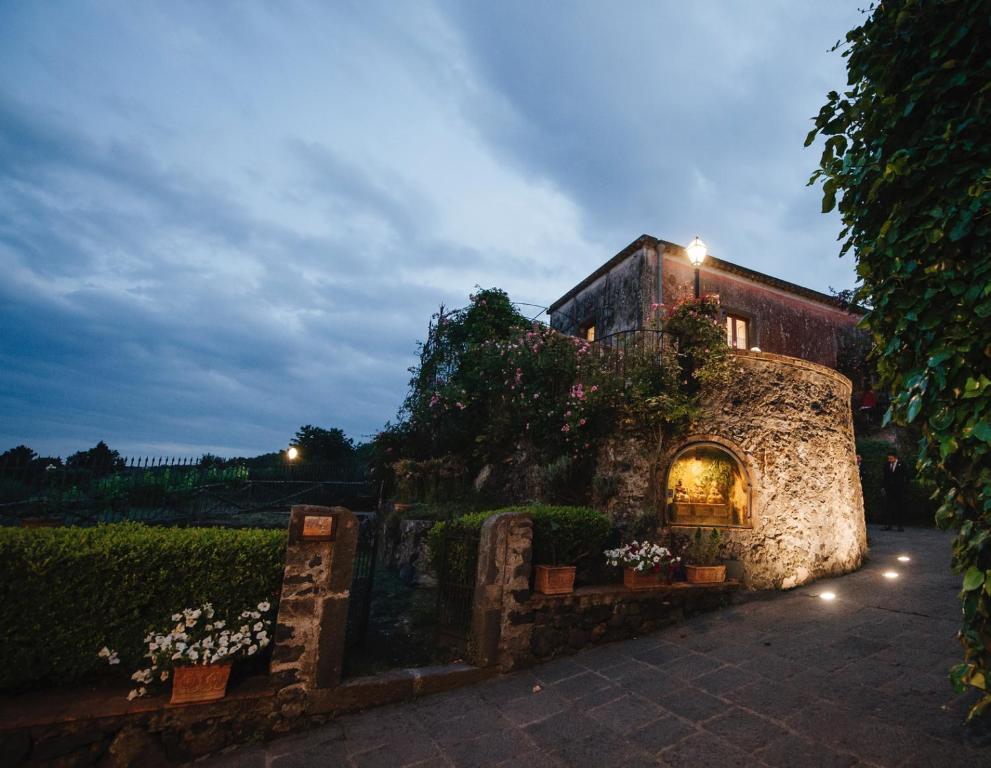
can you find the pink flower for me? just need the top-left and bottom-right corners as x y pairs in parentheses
(455, 401), (466, 410)
(579, 418), (586, 426)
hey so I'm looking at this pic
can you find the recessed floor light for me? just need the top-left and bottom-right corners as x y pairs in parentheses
(820, 591), (836, 601)
(897, 556), (911, 563)
(883, 571), (899, 579)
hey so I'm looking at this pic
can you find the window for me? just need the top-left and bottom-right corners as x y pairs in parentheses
(582, 324), (596, 342)
(666, 443), (751, 527)
(726, 314), (749, 350)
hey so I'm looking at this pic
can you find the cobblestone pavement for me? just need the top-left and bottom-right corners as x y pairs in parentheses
(207, 526), (988, 767)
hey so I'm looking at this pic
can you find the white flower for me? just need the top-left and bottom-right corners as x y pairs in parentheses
(247, 644), (258, 656)
(253, 622), (263, 632)
(213, 621), (225, 630)
(171, 613), (182, 622)
(204, 624), (213, 632)
(160, 670), (169, 681)
(231, 633), (243, 643)
(259, 637), (270, 648)
(175, 642), (187, 652)
(98, 647), (112, 658)
(127, 689), (140, 701)
(188, 650), (199, 662)
(172, 651), (182, 660)
(258, 601), (270, 612)
(250, 611), (261, 620)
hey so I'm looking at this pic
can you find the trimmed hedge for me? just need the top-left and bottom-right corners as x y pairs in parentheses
(856, 439), (937, 526)
(426, 505), (612, 585)
(0, 523), (286, 692)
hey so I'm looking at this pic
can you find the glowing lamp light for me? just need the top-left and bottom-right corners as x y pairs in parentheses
(820, 591), (836, 602)
(286, 447), (299, 461)
(897, 555), (911, 563)
(883, 570), (899, 580)
(686, 235), (708, 267)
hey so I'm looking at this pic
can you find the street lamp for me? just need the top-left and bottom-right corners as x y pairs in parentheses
(686, 235), (708, 298)
(286, 446), (299, 462)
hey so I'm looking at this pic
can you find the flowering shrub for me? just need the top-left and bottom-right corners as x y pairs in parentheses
(605, 541), (680, 575)
(101, 600), (273, 699)
(381, 287), (733, 505)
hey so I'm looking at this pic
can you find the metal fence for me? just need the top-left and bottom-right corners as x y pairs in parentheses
(434, 525), (482, 651)
(344, 515), (379, 653)
(585, 329), (669, 376)
(0, 455), (378, 527)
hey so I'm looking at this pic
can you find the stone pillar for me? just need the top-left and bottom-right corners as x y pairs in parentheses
(469, 512), (534, 671)
(270, 505), (358, 691)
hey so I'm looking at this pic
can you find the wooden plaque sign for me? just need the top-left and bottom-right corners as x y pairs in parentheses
(301, 515), (335, 541)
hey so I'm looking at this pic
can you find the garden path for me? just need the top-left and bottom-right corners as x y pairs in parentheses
(207, 526), (988, 767)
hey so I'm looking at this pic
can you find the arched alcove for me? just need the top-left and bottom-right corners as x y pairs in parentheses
(664, 441), (751, 528)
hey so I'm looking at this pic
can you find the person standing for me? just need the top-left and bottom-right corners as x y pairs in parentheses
(882, 452), (906, 531)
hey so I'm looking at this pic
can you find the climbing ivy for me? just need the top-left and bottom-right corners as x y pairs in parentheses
(806, 0), (991, 719)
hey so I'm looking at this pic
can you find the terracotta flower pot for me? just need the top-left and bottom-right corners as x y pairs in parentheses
(623, 568), (668, 591)
(685, 564), (727, 584)
(534, 565), (577, 595)
(170, 662), (232, 705)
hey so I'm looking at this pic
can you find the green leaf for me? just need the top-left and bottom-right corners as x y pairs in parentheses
(963, 566), (985, 592)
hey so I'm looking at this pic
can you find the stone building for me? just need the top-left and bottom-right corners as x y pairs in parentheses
(548, 235), (869, 590)
(549, 234), (867, 376)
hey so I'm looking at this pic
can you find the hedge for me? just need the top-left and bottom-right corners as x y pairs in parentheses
(856, 439), (937, 526)
(0, 523), (286, 692)
(426, 505), (612, 587)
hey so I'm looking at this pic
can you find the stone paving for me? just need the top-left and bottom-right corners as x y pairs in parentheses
(206, 526), (988, 767)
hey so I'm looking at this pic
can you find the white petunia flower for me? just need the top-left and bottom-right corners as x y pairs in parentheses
(258, 601), (270, 612)
(253, 622), (263, 632)
(247, 644), (258, 656)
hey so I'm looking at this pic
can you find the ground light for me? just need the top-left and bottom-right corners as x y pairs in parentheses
(820, 591), (836, 602)
(883, 571), (899, 579)
(897, 555), (911, 563)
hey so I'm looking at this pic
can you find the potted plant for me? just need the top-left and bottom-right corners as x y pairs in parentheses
(100, 600), (273, 704)
(684, 527), (726, 584)
(531, 508), (611, 595)
(604, 540), (679, 590)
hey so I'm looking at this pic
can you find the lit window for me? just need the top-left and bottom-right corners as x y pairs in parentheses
(583, 324), (596, 342)
(666, 444), (750, 527)
(726, 314), (749, 350)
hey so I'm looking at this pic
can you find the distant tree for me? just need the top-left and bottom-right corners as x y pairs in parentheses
(292, 426), (355, 465)
(807, 0), (991, 720)
(0, 445), (38, 467)
(66, 441), (125, 472)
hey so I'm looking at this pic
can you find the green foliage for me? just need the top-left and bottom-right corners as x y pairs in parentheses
(856, 439), (937, 525)
(685, 527), (722, 566)
(0, 523), (285, 691)
(807, 0), (991, 719)
(388, 289), (733, 507)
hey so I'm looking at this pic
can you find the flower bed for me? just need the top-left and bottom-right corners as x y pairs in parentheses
(0, 522), (285, 692)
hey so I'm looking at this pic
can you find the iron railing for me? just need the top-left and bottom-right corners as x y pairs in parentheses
(0, 455), (377, 527)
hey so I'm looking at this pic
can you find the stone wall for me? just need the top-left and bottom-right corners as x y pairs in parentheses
(525, 583), (737, 667)
(597, 350), (868, 590)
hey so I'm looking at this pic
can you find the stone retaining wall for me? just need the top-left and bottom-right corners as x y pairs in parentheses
(525, 583), (739, 665)
(597, 350), (868, 590)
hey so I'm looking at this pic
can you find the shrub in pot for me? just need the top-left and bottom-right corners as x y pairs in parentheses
(684, 527), (726, 584)
(604, 541), (680, 590)
(529, 506), (611, 595)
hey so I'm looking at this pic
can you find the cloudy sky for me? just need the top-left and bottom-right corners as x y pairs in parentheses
(0, 1), (863, 458)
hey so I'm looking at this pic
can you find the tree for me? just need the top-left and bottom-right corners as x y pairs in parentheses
(292, 425), (355, 465)
(807, 0), (991, 719)
(66, 441), (125, 473)
(0, 445), (37, 466)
